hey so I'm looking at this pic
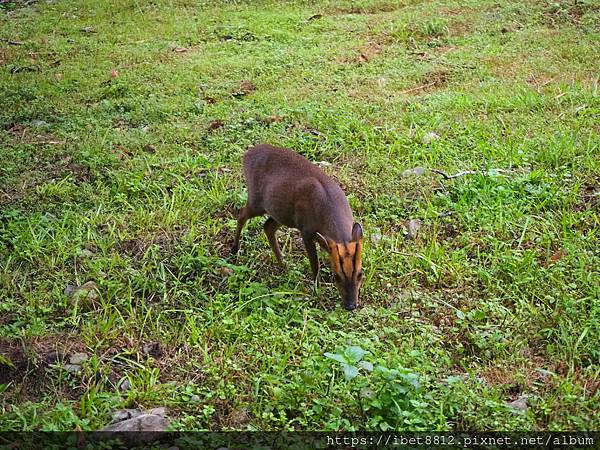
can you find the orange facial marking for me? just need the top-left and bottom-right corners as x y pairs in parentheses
(354, 240), (362, 272)
(342, 242), (356, 278)
(330, 243), (341, 274)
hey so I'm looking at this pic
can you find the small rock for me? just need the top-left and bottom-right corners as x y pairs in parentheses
(422, 131), (440, 144)
(111, 409), (143, 423)
(99, 413), (170, 434)
(265, 115), (283, 123)
(360, 387), (376, 399)
(406, 219), (423, 240)
(190, 394), (200, 402)
(120, 379), (131, 391)
(69, 352), (88, 365)
(232, 80), (255, 97)
(207, 120), (225, 132)
(141, 342), (163, 358)
(370, 232), (382, 245)
(535, 368), (555, 383)
(64, 284), (76, 297)
(66, 281), (99, 305)
(31, 119), (49, 127)
(506, 395), (529, 411)
(228, 407), (250, 427)
(219, 267), (234, 277)
(143, 144), (156, 152)
(149, 407), (167, 417)
(80, 249), (95, 257)
(64, 363), (82, 374)
(316, 161), (332, 168)
(401, 166), (428, 177)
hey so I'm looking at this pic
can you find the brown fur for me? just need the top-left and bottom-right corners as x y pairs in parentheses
(231, 144), (364, 310)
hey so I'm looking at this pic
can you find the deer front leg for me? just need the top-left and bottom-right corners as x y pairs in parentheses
(302, 232), (320, 281)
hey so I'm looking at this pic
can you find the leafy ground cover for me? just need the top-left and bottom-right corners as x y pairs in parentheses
(0, 0), (599, 431)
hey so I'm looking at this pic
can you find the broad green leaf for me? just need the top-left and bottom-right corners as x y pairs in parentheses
(324, 352), (347, 364)
(344, 346), (368, 362)
(342, 363), (359, 380)
(358, 360), (374, 371)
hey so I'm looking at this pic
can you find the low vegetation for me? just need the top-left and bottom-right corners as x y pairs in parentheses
(1, 0), (599, 431)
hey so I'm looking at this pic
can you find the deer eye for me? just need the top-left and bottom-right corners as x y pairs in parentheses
(333, 273), (342, 282)
(357, 271), (364, 280)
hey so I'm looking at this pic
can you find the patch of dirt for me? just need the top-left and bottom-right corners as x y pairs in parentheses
(0, 340), (32, 386)
(0, 335), (86, 401)
(342, 42), (384, 64)
(117, 228), (186, 261)
(207, 119), (225, 132)
(448, 19), (472, 37)
(573, 182), (599, 212)
(417, 69), (451, 91)
(479, 362), (549, 391)
(214, 202), (238, 220)
(231, 80), (256, 98)
(6, 123), (64, 145)
(0, 153), (93, 205)
(331, 1), (404, 15)
(526, 72), (558, 92)
(541, 0), (599, 27)
(117, 238), (149, 259)
(0, 47), (11, 66)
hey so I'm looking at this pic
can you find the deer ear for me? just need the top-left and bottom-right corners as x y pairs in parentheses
(352, 223), (363, 241)
(315, 232), (330, 252)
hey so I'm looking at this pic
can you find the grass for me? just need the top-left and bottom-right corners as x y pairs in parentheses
(1, 0), (599, 432)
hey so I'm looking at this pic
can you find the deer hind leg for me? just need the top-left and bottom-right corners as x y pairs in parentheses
(264, 217), (284, 265)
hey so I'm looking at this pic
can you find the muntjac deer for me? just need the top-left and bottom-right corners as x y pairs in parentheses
(231, 144), (364, 310)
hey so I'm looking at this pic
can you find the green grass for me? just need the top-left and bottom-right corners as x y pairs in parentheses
(1, 0), (599, 432)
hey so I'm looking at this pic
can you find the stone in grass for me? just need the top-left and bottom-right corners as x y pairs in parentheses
(69, 353), (88, 365)
(104, 414), (169, 431)
(119, 379), (131, 392)
(422, 131), (440, 144)
(64, 364), (82, 374)
(401, 166), (428, 177)
(506, 395), (529, 411)
(65, 281), (99, 307)
(111, 409), (144, 423)
(370, 231), (383, 245)
(406, 219), (423, 240)
(97, 408), (171, 444)
(110, 407), (167, 423)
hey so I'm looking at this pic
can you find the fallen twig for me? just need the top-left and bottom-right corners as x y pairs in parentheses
(0, 38), (25, 46)
(432, 169), (477, 179)
(399, 81), (436, 95)
(432, 168), (526, 179)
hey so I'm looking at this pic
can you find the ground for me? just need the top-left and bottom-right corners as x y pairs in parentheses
(0, 0), (599, 431)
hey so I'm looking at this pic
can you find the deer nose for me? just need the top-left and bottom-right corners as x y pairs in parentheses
(345, 303), (357, 311)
